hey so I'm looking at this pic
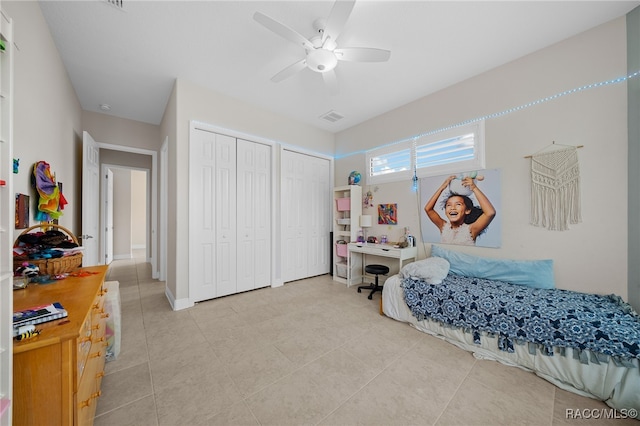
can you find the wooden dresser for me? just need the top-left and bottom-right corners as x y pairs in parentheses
(12, 265), (109, 426)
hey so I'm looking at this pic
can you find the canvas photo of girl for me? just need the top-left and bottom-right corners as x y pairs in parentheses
(420, 170), (502, 248)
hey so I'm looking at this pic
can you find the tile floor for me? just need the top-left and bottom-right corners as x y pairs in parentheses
(94, 254), (637, 426)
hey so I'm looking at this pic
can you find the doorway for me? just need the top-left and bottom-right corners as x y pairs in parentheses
(102, 165), (149, 262)
(83, 138), (158, 278)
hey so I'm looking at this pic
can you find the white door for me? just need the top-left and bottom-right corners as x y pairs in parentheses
(82, 131), (100, 266)
(307, 156), (331, 276)
(214, 135), (237, 297)
(281, 150), (308, 282)
(252, 142), (272, 288)
(281, 150), (331, 282)
(236, 139), (271, 292)
(104, 168), (114, 265)
(190, 129), (219, 302)
(236, 140), (255, 293)
(189, 129), (237, 301)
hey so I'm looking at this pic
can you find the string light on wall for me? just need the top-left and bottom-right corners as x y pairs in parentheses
(335, 70), (640, 160)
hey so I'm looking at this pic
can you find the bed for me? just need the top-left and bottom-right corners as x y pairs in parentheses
(381, 245), (640, 418)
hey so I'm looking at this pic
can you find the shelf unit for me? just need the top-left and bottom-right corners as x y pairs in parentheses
(332, 185), (361, 283)
(0, 9), (13, 426)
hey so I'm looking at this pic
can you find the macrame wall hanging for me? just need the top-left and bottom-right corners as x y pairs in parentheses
(527, 143), (583, 231)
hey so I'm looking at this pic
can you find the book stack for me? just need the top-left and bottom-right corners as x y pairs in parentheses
(13, 302), (67, 337)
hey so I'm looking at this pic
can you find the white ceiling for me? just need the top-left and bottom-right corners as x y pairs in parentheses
(38, 1), (639, 133)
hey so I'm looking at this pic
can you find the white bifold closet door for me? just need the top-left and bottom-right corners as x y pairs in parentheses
(281, 150), (331, 282)
(236, 139), (271, 292)
(190, 129), (271, 302)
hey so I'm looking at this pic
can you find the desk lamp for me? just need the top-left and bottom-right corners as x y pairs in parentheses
(360, 215), (372, 243)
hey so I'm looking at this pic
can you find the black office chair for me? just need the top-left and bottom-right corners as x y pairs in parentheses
(357, 264), (390, 300)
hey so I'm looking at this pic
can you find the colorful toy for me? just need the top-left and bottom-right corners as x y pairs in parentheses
(363, 190), (373, 208)
(448, 171), (484, 196)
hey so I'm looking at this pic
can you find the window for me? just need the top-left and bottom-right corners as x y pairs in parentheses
(365, 121), (485, 184)
(366, 142), (412, 184)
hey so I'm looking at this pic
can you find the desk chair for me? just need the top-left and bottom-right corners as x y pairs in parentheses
(357, 264), (390, 300)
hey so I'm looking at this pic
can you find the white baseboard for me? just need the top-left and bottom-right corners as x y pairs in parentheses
(113, 254), (132, 260)
(164, 285), (193, 311)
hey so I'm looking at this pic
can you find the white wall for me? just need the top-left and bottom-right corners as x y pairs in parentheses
(336, 17), (630, 299)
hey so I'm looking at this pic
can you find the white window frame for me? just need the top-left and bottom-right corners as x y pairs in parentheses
(415, 121), (485, 178)
(365, 120), (485, 185)
(365, 141), (413, 185)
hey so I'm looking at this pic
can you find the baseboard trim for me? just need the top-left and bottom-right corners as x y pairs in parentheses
(164, 285), (193, 311)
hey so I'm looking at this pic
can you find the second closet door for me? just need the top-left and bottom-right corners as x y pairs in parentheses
(236, 139), (271, 293)
(214, 134), (237, 298)
(281, 150), (331, 282)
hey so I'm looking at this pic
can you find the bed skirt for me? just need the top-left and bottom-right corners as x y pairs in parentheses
(381, 274), (640, 418)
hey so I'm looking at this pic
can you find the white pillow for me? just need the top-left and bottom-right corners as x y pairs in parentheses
(400, 256), (450, 284)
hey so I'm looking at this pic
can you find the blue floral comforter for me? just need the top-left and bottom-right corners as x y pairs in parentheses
(403, 274), (640, 364)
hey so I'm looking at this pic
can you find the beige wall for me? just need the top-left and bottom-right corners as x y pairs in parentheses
(131, 170), (147, 249)
(82, 110), (160, 151)
(112, 168), (132, 258)
(5, 1), (82, 239)
(159, 82), (177, 300)
(628, 7), (640, 312)
(336, 17), (629, 299)
(164, 79), (336, 304)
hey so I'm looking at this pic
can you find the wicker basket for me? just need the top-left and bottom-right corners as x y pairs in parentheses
(13, 224), (83, 275)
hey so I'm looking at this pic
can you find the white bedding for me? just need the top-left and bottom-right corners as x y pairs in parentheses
(382, 274), (640, 418)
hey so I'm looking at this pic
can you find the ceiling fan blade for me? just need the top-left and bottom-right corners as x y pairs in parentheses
(271, 59), (307, 83)
(334, 47), (391, 62)
(322, 0), (356, 44)
(322, 70), (339, 95)
(254, 12), (315, 51)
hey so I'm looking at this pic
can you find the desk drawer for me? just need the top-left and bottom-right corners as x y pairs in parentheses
(349, 244), (402, 258)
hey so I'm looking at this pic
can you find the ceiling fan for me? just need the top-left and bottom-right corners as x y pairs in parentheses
(254, 0), (391, 94)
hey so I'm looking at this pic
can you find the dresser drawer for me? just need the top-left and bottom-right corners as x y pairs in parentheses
(77, 323), (106, 426)
(78, 287), (107, 384)
(77, 349), (103, 426)
(91, 286), (107, 321)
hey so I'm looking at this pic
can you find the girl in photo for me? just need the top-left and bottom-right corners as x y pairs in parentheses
(424, 175), (496, 246)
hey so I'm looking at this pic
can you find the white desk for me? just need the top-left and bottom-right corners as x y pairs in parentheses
(347, 243), (418, 287)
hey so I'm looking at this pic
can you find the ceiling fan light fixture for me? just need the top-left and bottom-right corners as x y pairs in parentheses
(306, 48), (337, 73)
(255, 0), (389, 90)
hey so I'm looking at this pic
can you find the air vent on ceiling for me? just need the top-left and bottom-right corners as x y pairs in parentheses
(320, 110), (344, 123)
(103, 0), (125, 11)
